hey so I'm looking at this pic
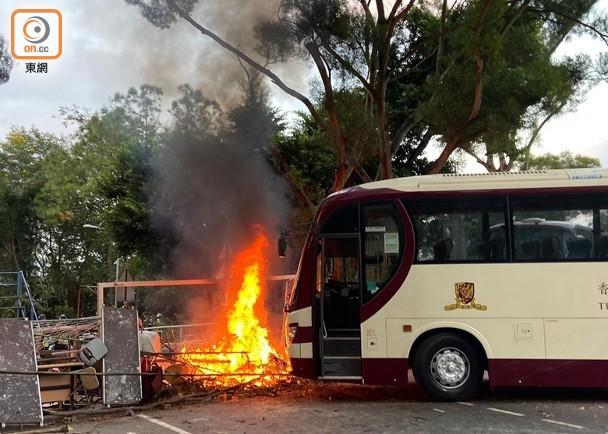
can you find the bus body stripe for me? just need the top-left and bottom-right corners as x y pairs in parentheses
(292, 326), (314, 344)
(362, 358), (408, 386)
(489, 359), (608, 388)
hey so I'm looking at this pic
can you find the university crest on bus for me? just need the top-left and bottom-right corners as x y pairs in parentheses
(445, 282), (487, 311)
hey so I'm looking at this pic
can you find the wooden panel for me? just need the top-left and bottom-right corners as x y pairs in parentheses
(102, 307), (141, 405)
(39, 374), (72, 404)
(0, 320), (43, 425)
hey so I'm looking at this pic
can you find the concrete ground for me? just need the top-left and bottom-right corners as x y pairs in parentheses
(65, 383), (608, 434)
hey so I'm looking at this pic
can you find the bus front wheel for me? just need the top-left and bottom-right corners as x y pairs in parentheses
(413, 333), (483, 402)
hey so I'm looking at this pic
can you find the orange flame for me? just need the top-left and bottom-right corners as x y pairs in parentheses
(180, 232), (289, 385)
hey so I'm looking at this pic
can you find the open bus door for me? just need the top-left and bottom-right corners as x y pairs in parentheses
(318, 234), (362, 379)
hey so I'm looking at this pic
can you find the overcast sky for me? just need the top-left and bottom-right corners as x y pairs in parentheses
(1, 0), (607, 170)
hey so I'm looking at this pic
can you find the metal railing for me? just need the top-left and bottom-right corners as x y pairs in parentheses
(0, 271), (38, 320)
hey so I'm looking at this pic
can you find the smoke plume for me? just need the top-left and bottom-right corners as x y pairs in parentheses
(111, 0), (302, 331)
(110, 0), (309, 109)
(146, 74), (290, 339)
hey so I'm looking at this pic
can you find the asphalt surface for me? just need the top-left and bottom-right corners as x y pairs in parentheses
(65, 383), (608, 434)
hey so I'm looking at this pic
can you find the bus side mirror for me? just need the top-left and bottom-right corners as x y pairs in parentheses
(278, 231), (288, 258)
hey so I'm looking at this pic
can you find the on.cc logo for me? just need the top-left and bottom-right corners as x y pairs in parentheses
(11, 9), (62, 60)
(22, 16), (51, 44)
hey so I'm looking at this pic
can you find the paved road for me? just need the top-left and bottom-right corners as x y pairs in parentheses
(69, 384), (608, 434)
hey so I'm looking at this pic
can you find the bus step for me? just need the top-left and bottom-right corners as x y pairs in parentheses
(318, 376), (363, 382)
(322, 357), (361, 377)
(323, 337), (361, 357)
(326, 329), (360, 338)
(323, 356), (360, 360)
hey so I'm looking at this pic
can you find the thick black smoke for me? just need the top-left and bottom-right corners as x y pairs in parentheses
(146, 76), (290, 340)
(151, 78), (289, 279)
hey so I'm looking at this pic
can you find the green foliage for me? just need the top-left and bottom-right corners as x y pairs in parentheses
(526, 151), (601, 170)
(0, 34), (12, 84)
(272, 116), (336, 208)
(419, 0), (597, 169)
(126, 0), (605, 182)
(0, 85), (172, 318)
(0, 129), (58, 272)
(92, 86), (167, 267)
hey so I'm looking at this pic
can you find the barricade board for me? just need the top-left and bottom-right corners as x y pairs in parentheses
(102, 307), (142, 405)
(0, 320), (43, 426)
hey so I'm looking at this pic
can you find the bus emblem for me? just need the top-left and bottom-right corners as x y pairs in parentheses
(445, 282), (487, 311)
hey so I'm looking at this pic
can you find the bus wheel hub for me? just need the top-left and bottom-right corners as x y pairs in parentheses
(431, 348), (469, 388)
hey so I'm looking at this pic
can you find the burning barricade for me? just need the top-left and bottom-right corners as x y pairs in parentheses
(0, 231), (295, 428)
(176, 233), (290, 387)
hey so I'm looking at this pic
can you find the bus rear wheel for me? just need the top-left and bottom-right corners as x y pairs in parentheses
(413, 333), (483, 402)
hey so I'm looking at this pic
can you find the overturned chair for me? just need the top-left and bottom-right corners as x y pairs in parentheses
(71, 367), (100, 408)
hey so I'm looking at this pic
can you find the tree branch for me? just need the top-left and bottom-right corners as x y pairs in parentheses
(527, 6), (608, 46)
(501, 0), (530, 37)
(467, 54), (484, 123)
(466, 0), (493, 124)
(521, 101), (566, 170)
(399, 127), (433, 161)
(436, 0), (448, 75)
(392, 0), (417, 24)
(388, 0), (404, 21)
(267, 148), (317, 214)
(376, 0), (386, 22)
(166, 0), (325, 128)
(390, 112), (417, 153)
(351, 158), (372, 183)
(306, 42), (332, 96)
(388, 46), (438, 84)
(359, 0), (374, 25)
(463, 146), (495, 172)
(319, 43), (374, 94)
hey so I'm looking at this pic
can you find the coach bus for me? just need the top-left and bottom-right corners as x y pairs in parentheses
(282, 168), (608, 401)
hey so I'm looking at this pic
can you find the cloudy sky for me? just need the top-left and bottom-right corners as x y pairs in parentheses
(1, 0), (607, 169)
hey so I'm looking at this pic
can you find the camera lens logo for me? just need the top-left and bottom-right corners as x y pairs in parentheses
(11, 9), (62, 60)
(23, 16), (51, 44)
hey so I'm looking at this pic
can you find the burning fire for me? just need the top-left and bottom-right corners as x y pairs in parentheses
(180, 232), (289, 385)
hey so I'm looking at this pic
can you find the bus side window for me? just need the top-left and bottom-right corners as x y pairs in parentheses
(598, 209), (608, 259)
(408, 198), (506, 263)
(362, 203), (402, 303)
(511, 195), (600, 262)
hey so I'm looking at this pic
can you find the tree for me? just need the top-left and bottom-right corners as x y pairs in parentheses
(92, 86), (168, 267)
(423, 0), (603, 173)
(525, 151), (601, 170)
(0, 86), (170, 317)
(125, 0), (421, 190)
(272, 115), (336, 215)
(125, 0), (607, 187)
(0, 129), (57, 272)
(0, 35), (13, 85)
(0, 127), (109, 317)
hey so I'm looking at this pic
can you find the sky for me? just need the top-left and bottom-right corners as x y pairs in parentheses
(0, 0), (607, 170)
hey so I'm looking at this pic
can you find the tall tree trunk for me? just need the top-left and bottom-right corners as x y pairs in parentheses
(375, 23), (392, 180)
(8, 216), (20, 271)
(376, 96), (392, 180)
(306, 42), (349, 192)
(330, 113), (348, 191)
(9, 237), (20, 271)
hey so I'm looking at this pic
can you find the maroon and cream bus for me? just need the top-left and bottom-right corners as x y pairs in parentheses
(283, 168), (608, 401)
